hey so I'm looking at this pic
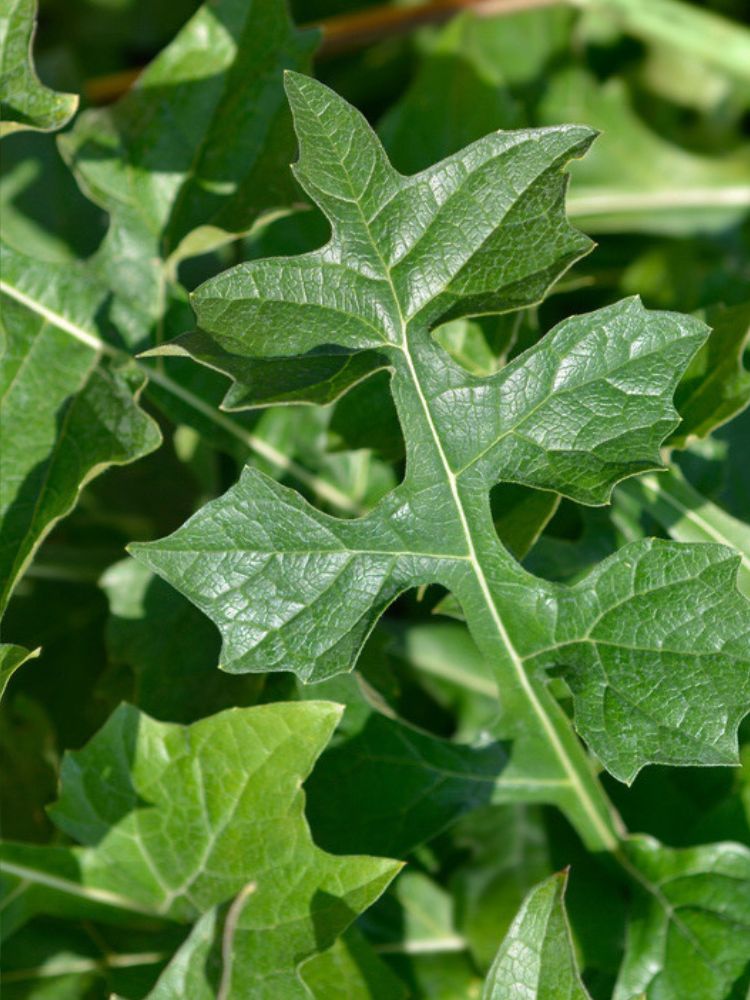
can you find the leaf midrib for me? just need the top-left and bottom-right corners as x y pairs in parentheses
(296, 83), (620, 855)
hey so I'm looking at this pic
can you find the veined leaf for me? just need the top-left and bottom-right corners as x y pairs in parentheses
(482, 870), (590, 999)
(0, 702), (400, 989)
(0, 243), (161, 622)
(130, 77), (750, 835)
(0, 0), (78, 138)
(616, 836), (750, 1000)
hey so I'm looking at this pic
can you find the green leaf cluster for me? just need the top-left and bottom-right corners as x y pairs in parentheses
(1, 1), (749, 997)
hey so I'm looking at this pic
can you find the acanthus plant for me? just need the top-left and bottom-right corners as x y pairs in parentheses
(2, 0), (750, 997)
(133, 73), (750, 995)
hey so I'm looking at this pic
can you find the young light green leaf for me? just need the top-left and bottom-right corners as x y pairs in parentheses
(299, 926), (408, 999)
(482, 870), (590, 1000)
(616, 835), (750, 1000)
(147, 898), (408, 999)
(0, 0), (78, 138)
(0, 702), (400, 981)
(0, 243), (161, 619)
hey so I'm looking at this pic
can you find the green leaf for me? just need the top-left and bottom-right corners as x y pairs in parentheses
(616, 835), (750, 1000)
(0, 702), (400, 985)
(299, 926), (408, 999)
(482, 870), (590, 1000)
(0, 0), (78, 138)
(541, 537), (750, 784)
(0, 643), (37, 700)
(670, 301), (750, 447)
(0, 243), (161, 620)
(59, 0), (316, 273)
(156, 329), (388, 411)
(618, 467), (750, 598)
(130, 77), (745, 845)
(101, 559), (263, 723)
(304, 698), (507, 858)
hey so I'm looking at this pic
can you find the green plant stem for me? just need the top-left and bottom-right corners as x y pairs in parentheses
(0, 277), (359, 517)
(390, 332), (623, 854)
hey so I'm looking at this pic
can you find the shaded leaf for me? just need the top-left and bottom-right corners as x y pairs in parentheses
(0, 243), (161, 619)
(59, 0), (316, 274)
(670, 301), (750, 447)
(482, 870), (590, 999)
(616, 836), (750, 1000)
(0, 0), (78, 138)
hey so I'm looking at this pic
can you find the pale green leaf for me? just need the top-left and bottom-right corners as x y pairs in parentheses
(482, 870), (590, 1000)
(0, 702), (400, 985)
(541, 68), (750, 235)
(299, 926), (408, 999)
(0, 0), (78, 138)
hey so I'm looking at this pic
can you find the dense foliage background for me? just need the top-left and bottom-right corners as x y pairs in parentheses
(1, 0), (749, 996)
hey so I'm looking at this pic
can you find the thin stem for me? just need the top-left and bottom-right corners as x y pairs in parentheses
(315, 0), (560, 56)
(0, 277), (360, 517)
(83, 0), (561, 104)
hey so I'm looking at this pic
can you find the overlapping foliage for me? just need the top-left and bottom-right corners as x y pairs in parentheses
(1, 1), (749, 997)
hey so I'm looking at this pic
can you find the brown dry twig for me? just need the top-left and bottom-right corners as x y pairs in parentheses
(84, 0), (559, 104)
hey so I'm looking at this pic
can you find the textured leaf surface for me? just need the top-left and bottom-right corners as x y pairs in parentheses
(538, 538), (750, 784)
(131, 77), (747, 829)
(616, 836), (750, 1000)
(101, 558), (261, 723)
(482, 871), (590, 999)
(0, 702), (399, 984)
(0, 243), (161, 618)
(0, 0), (78, 137)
